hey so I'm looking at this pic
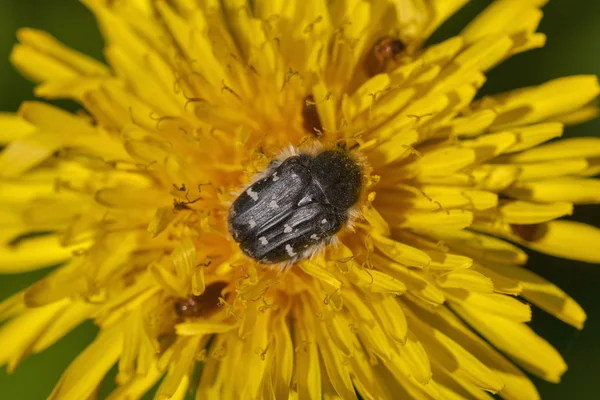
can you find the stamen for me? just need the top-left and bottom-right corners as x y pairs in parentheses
(303, 16), (323, 34)
(255, 346), (268, 361)
(221, 80), (241, 100)
(407, 113), (434, 123)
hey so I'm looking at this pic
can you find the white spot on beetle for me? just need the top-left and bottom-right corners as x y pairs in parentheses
(285, 244), (297, 257)
(249, 219), (257, 228)
(321, 218), (328, 224)
(272, 172), (279, 182)
(291, 173), (298, 178)
(259, 236), (269, 245)
(310, 234), (318, 240)
(284, 224), (293, 233)
(269, 200), (279, 209)
(246, 188), (259, 201)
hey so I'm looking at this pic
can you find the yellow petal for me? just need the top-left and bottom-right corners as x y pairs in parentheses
(499, 200), (573, 224)
(0, 131), (62, 178)
(419, 1), (471, 40)
(20, 100), (96, 133)
(472, 264), (523, 295)
(496, 372), (540, 400)
(0, 234), (89, 273)
(371, 233), (431, 268)
(433, 109), (496, 139)
(272, 316), (293, 400)
(344, 265), (407, 294)
(298, 260), (342, 290)
(32, 301), (95, 352)
(50, 322), (122, 399)
(313, 80), (337, 133)
(171, 237), (196, 281)
(0, 102), (95, 177)
(473, 220), (600, 263)
(242, 312), (272, 398)
(95, 185), (166, 209)
(175, 320), (236, 335)
(503, 137), (600, 163)
(491, 264), (586, 329)
(553, 103), (599, 125)
(35, 77), (110, 101)
(421, 228), (528, 265)
(366, 130), (419, 169)
(361, 207), (391, 236)
(196, 338), (225, 399)
(341, 290), (393, 359)
(462, 0), (546, 42)
(104, 45), (181, 115)
(365, 87), (416, 126)
(315, 324), (358, 399)
(0, 113), (36, 144)
(191, 265), (206, 297)
(149, 261), (185, 296)
(502, 122), (563, 153)
(395, 331), (433, 385)
(16, 28), (109, 77)
(373, 253), (445, 305)
(447, 291), (531, 322)
(461, 132), (517, 163)
(515, 159), (589, 181)
(580, 157), (600, 177)
(0, 299), (69, 371)
(108, 360), (163, 400)
(506, 178), (600, 204)
(489, 76), (600, 128)
(378, 185), (497, 211)
(116, 312), (141, 384)
(0, 291), (26, 322)
(432, 364), (497, 400)
(426, 252), (473, 270)
(419, 164), (520, 192)
(452, 304), (567, 383)
(392, 209), (474, 231)
(10, 44), (77, 82)
(436, 269), (494, 293)
(346, 345), (389, 400)
(408, 302), (541, 400)
(407, 308), (504, 394)
(438, 35), (513, 87)
(293, 302), (322, 400)
(407, 147), (476, 177)
(389, 230), (474, 270)
(520, 220), (600, 263)
(147, 206), (176, 237)
(156, 336), (201, 400)
(423, 186), (498, 211)
(371, 294), (408, 344)
(348, 74), (391, 118)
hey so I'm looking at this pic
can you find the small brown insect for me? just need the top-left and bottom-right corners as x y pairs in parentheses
(510, 223), (547, 242)
(302, 94), (323, 137)
(365, 36), (406, 76)
(174, 282), (228, 319)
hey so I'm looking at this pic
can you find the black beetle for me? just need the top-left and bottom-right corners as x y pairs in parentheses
(228, 149), (363, 265)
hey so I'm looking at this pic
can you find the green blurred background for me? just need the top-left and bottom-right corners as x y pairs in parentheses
(0, 0), (599, 398)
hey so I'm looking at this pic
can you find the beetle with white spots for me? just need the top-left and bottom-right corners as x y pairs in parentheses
(228, 147), (364, 267)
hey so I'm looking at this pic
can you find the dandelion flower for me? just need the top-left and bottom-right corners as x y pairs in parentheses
(2, 0), (600, 399)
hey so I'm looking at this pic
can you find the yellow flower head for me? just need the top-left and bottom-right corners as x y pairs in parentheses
(1, 0), (600, 399)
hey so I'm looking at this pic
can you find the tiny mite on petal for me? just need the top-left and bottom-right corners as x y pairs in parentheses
(228, 147), (364, 266)
(365, 35), (406, 76)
